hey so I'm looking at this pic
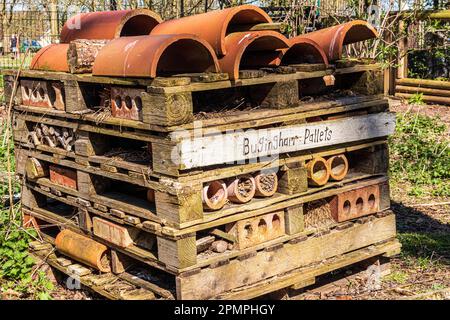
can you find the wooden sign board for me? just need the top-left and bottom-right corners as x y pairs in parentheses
(174, 112), (396, 169)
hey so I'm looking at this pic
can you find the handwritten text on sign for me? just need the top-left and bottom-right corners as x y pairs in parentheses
(176, 112), (396, 169)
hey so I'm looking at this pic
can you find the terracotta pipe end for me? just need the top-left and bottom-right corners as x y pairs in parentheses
(55, 229), (111, 273)
(306, 157), (330, 186)
(202, 180), (227, 211)
(327, 154), (348, 181)
(254, 172), (278, 197)
(227, 175), (256, 204)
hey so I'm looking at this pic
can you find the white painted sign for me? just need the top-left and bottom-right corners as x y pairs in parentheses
(173, 112), (396, 169)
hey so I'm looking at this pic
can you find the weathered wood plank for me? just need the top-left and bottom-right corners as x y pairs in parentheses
(176, 214), (397, 299)
(173, 112), (396, 169)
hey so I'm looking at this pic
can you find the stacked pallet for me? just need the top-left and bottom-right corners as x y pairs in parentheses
(4, 6), (401, 300)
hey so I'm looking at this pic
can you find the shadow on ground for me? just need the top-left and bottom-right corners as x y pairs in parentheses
(391, 201), (450, 264)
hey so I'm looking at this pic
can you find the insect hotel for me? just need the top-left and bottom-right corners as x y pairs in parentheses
(3, 5), (401, 300)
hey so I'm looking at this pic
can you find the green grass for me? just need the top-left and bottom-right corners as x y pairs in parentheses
(0, 124), (54, 299)
(397, 232), (450, 269)
(389, 112), (450, 197)
(384, 270), (409, 284)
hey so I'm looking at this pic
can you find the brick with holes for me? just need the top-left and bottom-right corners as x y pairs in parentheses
(20, 79), (65, 110)
(225, 211), (285, 250)
(329, 183), (381, 222)
(110, 86), (144, 121)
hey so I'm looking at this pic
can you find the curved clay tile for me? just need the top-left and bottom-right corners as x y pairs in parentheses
(298, 20), (378, 61)
(92, 34), (220, 78)
(60, 9), (162, 43)
(219, 31), (290, 80)
(281, 37), (329, 66)
(151, 5), (272, 56)
(30, 44), (69, 72)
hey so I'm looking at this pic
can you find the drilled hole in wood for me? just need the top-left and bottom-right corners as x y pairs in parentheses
(343, 200), (351, 215)
(272, 214), (281, 229)
(356, 197), (364, 212)
(368, 194), (376, 208)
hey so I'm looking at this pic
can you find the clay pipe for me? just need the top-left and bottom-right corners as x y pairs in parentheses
(254, 172), (278, 197)
(55, 229), (111, 272)
(226, 174), (256, 204)
(327, 154), (348, 181)
(305, 157), (330, 186)
(202, 180), (228, 211)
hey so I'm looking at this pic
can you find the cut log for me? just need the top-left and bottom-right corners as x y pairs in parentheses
(67, 39), (109, 74)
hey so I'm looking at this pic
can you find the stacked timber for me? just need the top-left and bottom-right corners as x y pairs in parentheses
(4, 6), (401, 300)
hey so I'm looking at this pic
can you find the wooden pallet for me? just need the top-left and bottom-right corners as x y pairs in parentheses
(4, 63), (383, 131)
(21, 176), (392, 274)
(27, 213), (400, 300)
(13, 93), (390, 174)
(16, 139), (390, 228)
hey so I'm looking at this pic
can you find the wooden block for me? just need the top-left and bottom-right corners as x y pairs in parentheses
(157, 235), (197, 269)
(110, 209), (126, 219)
(100, 163), (117, 173)
(290, 63), (326, 72)
(350, 144), (389, 175)
(29, 241), (52, 251)
(78, 207), (92, 232)
(3, 74), (20, 105)
(249, 80), (299, 109)
(56, 257), (73, 267)
(154, 184), (203, 226)
(141, 91), (193, 126)
(76, 171), (96, 196)
(14, 147), (28, 177)
(12, 114), (28, 144)
(351, 69), (384, 95)
(67, 264), (91, 277)
(291, 277), (316, 290)
(25, 157), (48, 180)
(124, 216), (141, 225)
(63, 80), (88, 113)
(176, 214), (397, 299)
(151, 142), (180, 176)
(284, 204), (304, 235)
(74, 131), (108, 157)
(278, 163), (308, 195)
(92, 217), (135, 248)
(77, 197), (91, 207)
(21, 184), (47, 208)
(94, 203), (108, 212)
(379, 181), (391, 211)
(120, 288), (155, 300)
(196, 236), (215, 253)
(110, 250), (134, 274)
